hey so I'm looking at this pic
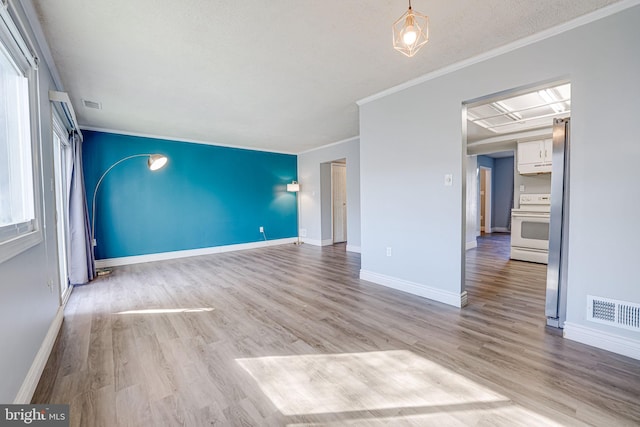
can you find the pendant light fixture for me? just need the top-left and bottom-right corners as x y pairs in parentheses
(392, 0), (429, 57)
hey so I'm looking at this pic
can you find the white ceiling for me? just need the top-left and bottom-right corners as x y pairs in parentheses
(30, 0), (621, 153)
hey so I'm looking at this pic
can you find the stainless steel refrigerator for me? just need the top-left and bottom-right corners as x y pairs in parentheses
(546, 117), (570, 328)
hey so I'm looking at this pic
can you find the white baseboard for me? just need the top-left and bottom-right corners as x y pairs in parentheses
(564, 322), (640, 361)
(465, 240), (477, 251)
(360, 270), (465, 308)
(346, 245), (361, 253)
(301, 238), (334, 247)
(96, 238), (297, 268)
(14, 305), (65, 403)
(492, 227), (510, 233)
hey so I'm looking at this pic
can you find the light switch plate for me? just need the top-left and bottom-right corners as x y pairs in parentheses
(444, 174), (453, 186)
(520, 184), (525, 192)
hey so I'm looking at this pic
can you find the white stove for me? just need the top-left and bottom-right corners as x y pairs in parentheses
(511, 193), (551, 264)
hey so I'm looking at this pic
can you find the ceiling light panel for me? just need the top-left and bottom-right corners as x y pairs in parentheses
(468, 83), (571, 134)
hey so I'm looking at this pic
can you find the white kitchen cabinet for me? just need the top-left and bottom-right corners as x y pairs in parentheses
(517, 139), (552, 174)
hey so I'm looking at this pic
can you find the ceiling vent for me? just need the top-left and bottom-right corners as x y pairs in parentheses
(587, 295), (640, 331)
(82, 99), (102, 110)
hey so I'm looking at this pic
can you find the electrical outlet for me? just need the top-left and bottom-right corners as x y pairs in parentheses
(300, 228), (307, 237)
(259, 226), (264, 233)
(386, 247), (392, 257)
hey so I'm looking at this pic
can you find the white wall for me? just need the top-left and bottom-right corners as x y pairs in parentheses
(298, 138), (361, 252)
(359, 5), (640, 352)
(0, 1), (63, 402)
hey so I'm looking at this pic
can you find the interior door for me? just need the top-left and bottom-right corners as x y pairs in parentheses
(332, 163), (347, 243)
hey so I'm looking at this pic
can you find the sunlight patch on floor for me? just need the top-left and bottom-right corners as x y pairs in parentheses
(286, 405), (564, 426)
(236, 350), (539, 418)
(115, 308), (214, 314)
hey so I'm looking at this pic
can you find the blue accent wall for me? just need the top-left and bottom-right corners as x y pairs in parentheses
(477, 155), (494, 169)
(83, 130), (298, 260)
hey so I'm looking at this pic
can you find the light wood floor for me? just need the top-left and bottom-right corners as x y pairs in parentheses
(33, 237), (640, 426)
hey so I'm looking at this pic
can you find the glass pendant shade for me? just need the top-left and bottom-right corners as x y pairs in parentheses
(393, 4), (429, 57)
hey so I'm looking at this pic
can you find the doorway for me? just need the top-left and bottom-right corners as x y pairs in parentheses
(462, 80), (571, 327)
(479, 167), (491, 233)
(320, 159), (348, 246)
(332, 163), (347, 243)
(52, 113), (71, 304)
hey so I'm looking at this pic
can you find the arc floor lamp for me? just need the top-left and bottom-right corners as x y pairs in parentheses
(91, 153), (168, 260)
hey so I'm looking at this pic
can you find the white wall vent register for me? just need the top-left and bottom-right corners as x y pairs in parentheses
(82, 99), (102, 110)
(587, 296), (640, 331)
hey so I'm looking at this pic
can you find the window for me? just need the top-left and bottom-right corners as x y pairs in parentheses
(0, 5), (41, 263)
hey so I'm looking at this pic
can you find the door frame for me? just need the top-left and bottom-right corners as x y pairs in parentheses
(331, 162), (347, 244)
(460, 78), (571, 324)
(479, 166), (492, 234)
(52, 111), (72, 305)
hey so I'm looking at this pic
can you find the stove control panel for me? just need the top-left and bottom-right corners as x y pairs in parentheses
(520, 193), (551, 205)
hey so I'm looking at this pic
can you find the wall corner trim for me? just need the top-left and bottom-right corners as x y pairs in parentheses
(564, 322), (640, 361)
(465, 240), (478, 251)
(14, 306), (65, 403)
(360, 269), (464, 308)
(95, 238), (298, 268)
(460, 291), (468, 307)
(346, 245), (361, 253)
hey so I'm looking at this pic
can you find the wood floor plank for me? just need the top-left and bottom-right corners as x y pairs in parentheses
(32, 236), (640, 426)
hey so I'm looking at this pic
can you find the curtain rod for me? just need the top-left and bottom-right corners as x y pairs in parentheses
(49, 90), (83, 140)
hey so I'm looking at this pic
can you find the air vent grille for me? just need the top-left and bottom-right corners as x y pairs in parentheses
(587, 296), (640, 331)
(82, 99), (102, 110)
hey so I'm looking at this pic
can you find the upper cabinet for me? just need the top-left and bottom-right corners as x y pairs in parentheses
(517, 139), (552, 174)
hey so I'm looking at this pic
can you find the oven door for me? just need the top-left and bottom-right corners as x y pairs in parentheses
(511, 211), (550, 251)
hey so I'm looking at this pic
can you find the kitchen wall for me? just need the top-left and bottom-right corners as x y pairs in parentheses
(83, 130), (298, 260)
(0, 1), (63, 402)
(359, 4), (640, 355)
(476, 155), (514, 232)
(514, 170), (552, 208)
(297, 138), (361, 252)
